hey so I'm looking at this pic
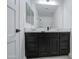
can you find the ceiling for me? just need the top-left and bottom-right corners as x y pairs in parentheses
(30, 0), (64, 17)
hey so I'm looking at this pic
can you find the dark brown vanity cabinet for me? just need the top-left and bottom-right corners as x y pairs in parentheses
(25, 32), (70, 58)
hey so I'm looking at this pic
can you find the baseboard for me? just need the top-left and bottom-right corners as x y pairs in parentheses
(69, 52), (72, 59)
(23, 56), (26, 59)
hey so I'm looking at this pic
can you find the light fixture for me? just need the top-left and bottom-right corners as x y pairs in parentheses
(38, 0), (58, 5)
(46, 0), (50, 2)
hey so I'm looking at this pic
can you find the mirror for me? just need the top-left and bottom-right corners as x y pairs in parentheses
(26, 2), (34, 25)
(25, 0), (72, 31)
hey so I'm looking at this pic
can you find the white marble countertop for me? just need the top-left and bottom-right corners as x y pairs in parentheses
(24, 28), (71, 32)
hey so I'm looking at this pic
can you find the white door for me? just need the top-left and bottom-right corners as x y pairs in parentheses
(7, 0), (20, 59)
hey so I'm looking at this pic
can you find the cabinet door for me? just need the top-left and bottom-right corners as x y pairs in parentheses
(25, 33), (39, 58)
(38, 33), (50, 57)
(59, 32), (70, 55)
(49, 33), (59, 56)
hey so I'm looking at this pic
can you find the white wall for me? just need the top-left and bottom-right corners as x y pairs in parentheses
(53, 4), (64, 29)
(63, 0), (72, 58)
(53, 0), (71, 30)
(63, 0), (72, 29)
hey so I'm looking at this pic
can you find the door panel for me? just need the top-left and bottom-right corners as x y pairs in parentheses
(7, 0), (20, 59)
(7, 0), (16, 5)
(7, 0), (16, 9)
(7, 41), (16, 59)
(7, 6), (17, 59)
(7, 7), (15, 36)
(7, 7), (16, 43)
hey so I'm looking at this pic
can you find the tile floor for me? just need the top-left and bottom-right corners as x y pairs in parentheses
(28, 56), (72, 59)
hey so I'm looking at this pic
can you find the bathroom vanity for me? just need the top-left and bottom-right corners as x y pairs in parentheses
(25, 32), (70, 58)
